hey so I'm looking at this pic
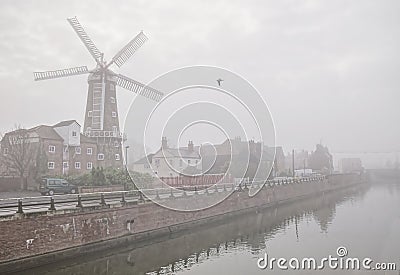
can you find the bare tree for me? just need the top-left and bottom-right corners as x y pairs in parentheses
(0, 126), (38, 189)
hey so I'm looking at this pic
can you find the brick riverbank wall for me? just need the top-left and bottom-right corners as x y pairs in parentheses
(0, 174), (363, 266)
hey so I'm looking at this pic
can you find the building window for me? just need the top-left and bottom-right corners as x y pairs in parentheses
(112, 112), (117, 118)
(88, 111), (92, 117)
(110, 97), (116, 103)
(87, 162), (93, 170)
(112, 126), (117, 132)
(87, 147), (93, 155)
(48, 162), (55, 169)
(49, 145), (55, 153)
(63, 162), (69, 168)
(75, 147), (81, 154)
(115, 154), (120, 161)
(72, 131), (77, 137)
(75, 162), (81, 169)
(98, 153), (105, 160)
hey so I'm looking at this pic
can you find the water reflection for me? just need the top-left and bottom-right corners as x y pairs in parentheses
(23, 183), (377, 275)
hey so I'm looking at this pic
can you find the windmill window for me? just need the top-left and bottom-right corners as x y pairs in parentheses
(49, 145), (56, 153)
(88, 111), (93, 117)
(98, 153), (105, 160)
(110, 97), (116, 103)
(112, 112), (117, 118)
(75, 162), (81, 169)
(48, 162), (55, 169)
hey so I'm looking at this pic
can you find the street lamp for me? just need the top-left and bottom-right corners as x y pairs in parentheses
(124, 146), (130, 191)
(125, 146), (130, 167)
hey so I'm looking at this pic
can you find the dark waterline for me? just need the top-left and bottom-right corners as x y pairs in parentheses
(25, 180), (400, 275)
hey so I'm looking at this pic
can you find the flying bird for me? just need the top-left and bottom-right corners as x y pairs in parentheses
(216, 78), (224, 86)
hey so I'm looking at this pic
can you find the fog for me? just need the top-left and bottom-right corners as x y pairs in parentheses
(0, 0), (399, 163)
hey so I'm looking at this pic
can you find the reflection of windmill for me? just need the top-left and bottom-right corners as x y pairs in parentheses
(34, 17), (163, 166)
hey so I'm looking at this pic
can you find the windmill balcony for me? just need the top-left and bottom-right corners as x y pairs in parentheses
(83, 130), (127, 140)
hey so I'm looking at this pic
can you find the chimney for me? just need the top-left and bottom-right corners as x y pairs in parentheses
(188, 140), (194, 152)
(162, 137), (168, 149)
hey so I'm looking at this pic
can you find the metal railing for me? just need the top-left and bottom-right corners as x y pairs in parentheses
(0, 176), (326, 216)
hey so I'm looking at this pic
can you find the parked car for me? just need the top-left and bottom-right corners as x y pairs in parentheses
(39, 178), (78, 195)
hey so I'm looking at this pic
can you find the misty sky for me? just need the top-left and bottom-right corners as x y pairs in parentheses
(0, 0), (399, 155)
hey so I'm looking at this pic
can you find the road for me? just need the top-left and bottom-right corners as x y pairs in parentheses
(0, 178), (319, 217)
(0, 186), (238, 217)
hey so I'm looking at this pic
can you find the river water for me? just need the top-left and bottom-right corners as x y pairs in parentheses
(28, 179), (400, 275)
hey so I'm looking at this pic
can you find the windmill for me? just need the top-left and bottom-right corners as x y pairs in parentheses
(34, 16), (164, 167)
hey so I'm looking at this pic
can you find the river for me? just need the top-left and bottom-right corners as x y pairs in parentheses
(26, 178), (400, 275)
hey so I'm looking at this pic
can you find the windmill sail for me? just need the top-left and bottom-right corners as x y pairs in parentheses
(110, 31), (148, 68)
(67, 17), (103, 64)
(33, 16), (163, 169)
(116, 74), (164, 102)
(34, 66), (89, 81)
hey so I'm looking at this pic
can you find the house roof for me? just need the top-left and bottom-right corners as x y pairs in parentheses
(201, 138), (261, 156)
(155, 147), (200, 159)
(181, 165), (202, 176)
(0, 128), (30, 143)
(2, 128), (28, 136)
(2, 121), (90, 144)
(53, 120), (80, 128)
(29, 125), (63, 140)
(134, 153), (155, 164)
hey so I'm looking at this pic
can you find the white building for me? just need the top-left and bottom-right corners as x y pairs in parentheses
(132, 154), (154, 175)
(133, 137), (201, 177)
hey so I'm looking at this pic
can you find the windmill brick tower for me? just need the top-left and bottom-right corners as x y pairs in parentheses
(34, 16), (163, 169)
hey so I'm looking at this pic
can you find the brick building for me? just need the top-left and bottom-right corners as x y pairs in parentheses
(0, 120), (123, 178)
